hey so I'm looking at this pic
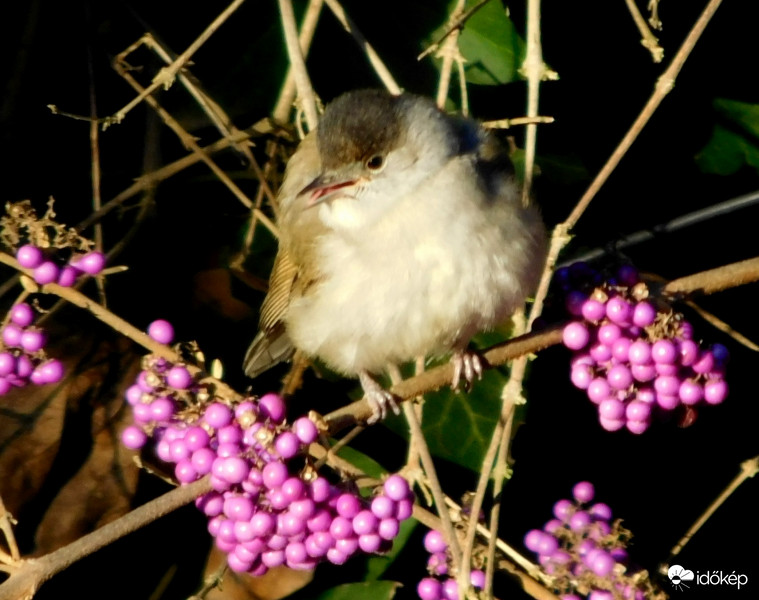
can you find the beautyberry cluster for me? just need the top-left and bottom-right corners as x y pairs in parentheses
(0, 302), (64, 395)
(417, 529), (485, 600)
(524, 482), (662, 600)
(121, 319), (414, 575)
(558, 263), (728, 433)
(16, 243), (105, 286)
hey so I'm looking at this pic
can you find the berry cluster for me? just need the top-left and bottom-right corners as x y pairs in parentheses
(558, 263), (728, 433)
(121, 320), (414, 575)
(417, 529), (485, 600)
(16, 243), (105, 286)
(0, 302), (64, 395)
(524, 482), (661, 600)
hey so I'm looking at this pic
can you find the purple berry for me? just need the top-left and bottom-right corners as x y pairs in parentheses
(581, 299), (606, 321)
(562, 322), (590, 350)
(569, 510), (592, 531)
(383, 474), (411, 501)
(292, 417), (318, 444)
(656, 393), (680, 410)
(652, 340), (677, 364)
(611, 337), (632, 362)
(33, 261), (60, 285)
(589, 343), (613, 363)
(357, 533), (382, 553)
(565, 291), (588, 317)
(606, 296), (632, 324)
(631, 363), (657, 382)
(626, 419), (650, 435)
(274, 431), (300, 459)
(352, 510), (378, 535)
(587, 378), (611, 404)
(259, 393), (286, 423)
(704, 380), (728, 405)
(628, 340), (652, 365)
(599, 416), (625, 432)
(572, 481), (595, 503)
(678, 339), (699, 366)
(553, 499), (574, 521)
(0, 353), (15, 377)
(122, 425), (147, 449)
(418, 577), (442, 600)
(678, 379), (703, 405)
(424, 529), (447, 553)
(175, 460), (198, 484)
(191, 448), (216, 474)
(599, 398), (625, 420)
(607, 365), (632, 390)
(597, 323), (622, 345)
(654, 375), (680, 397)
(2, 324), (23, 347)
(570, 364), (593, 390)
(75, 251), (106, 275)
(632, 301), (656, 327)
(250, 512), (275, 537)
(371, 495), (396, 520)
(147, 319), (174, 344)
(204, 402), (233, 428)
(56, 266), (78, 287)
(262, 461), (288, 489)
(378, 517), (399, 540)
(10, 303), (35, 327)
(336, 493), (362, 518)
(150, 396), (175, 422)
(625, 400), (651, 421)
(692, 351), (715, 374)
(36, 359), (64, 384)
(16, 245), (44, 269)
(166, 365), (192, 389)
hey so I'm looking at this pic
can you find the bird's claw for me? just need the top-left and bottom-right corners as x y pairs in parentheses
(359, 371), (400, 424)
(451, 350), (483, 391)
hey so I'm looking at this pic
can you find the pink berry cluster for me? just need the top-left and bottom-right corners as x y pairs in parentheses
(524, 482), (660, 600)
(15, 243), (105, 286)
(0, 302), (64, 395)
(417, 529), (485, 600)
(121, 319), (414, 575)
(558, 263), (728, 433)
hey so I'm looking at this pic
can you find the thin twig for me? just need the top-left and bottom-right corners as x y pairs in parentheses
(87, 55), (107, 308)
(74, 119), (288, 234)
(0, 495), (20, 563)
(418, 0), (492, 60)
(665, 456), (759, 564)
(624, 0), (664, 62)
(436, 0), (467, 110)
(684, 300), (759, 352)
(482, 115), (554, 129)
(322, 0), (401, 94)
(520, 0), (546, 208)
(278, 0), (319, 130)
(529, 0), (724, 331)
(102, 0), (247, 127)
(112, 54), (279, 238)
(0, 478), (211, 600)
(323, 255), (759, 432)
(273, 0), (325, 123)
(402, 402), (462, 571)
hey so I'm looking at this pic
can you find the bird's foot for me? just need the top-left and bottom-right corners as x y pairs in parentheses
(450, 349), (484, 391)
(359, 370), (400, 424)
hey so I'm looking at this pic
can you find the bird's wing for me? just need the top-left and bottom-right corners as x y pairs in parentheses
(242, 248), (298, 377)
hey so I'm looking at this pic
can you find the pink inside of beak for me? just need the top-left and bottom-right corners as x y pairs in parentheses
(307, 180), (356, 206)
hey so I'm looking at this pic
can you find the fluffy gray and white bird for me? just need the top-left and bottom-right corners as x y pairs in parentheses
(244, 89), (546, 422)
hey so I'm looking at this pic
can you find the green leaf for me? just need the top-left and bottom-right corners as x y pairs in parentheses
(418, 368), (507, 471)
(364, 518), (418, 580)
(311, 581), (401, 600)
(695, 98), (759, 175)
(429, 0), (526, 86)
(333, 444), (388, 480)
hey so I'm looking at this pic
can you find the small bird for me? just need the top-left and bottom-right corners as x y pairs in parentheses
(244, 89), (546, 422)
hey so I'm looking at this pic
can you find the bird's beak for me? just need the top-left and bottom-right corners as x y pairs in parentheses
(299, 169), (363, 208)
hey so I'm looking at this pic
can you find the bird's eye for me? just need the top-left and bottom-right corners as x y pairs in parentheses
(365, 155), (385, 171)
